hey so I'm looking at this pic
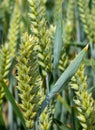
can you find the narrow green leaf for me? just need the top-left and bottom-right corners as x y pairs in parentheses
(53, 118), (71, 130)
(0, 81), (28, 130)
(0, 111), (6, 130)
(53, 1), (63, 77)
(38, 45), (88, 117)
(57, 94), (71, 113)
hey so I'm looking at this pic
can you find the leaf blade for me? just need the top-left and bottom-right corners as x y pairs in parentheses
(38, 44), (88, 117)
(1, 81), (28, 130)
(53, 1), (63, 78)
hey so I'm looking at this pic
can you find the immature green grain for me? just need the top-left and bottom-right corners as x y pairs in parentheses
(70, 65), (95, 130)
(16, 33), (42, 128)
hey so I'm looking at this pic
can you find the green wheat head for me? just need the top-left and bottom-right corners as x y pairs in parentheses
(0, 2), (20, 110)
(38, 106), (52, 130)
(64, 0), (75, 46)
(16, 33), (42, 128)
(78, 0), (95, 43)
(70, 64), (95, 130)
(28, 0), (53, 76)
(0, 43), (11, 109)
(28, 0), (46, 36)
(7, 3), (20, 58)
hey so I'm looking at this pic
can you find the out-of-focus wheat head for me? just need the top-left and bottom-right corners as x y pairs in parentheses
(7, 3), (20, 58)
(78, 0), (95, 43)
(38, 106), (52, 130)
(70, 64), (95, 130)
(0, 44), (11, 110)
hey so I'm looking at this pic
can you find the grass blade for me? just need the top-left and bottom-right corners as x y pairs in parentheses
(38, 44), (88, 117)
(0, 81), (28, 130)
(57, 94), (71, 113)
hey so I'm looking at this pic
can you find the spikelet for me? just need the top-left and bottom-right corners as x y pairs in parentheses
(0, 43), (11, 109)
(0, 87), (5, 110)
(7, 3), (20, 58)
(16, 33), (42, 128)
(28, 0), (53, 76)
(70, 64), (95, 130)
(58, 48), (68, 72)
